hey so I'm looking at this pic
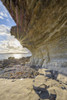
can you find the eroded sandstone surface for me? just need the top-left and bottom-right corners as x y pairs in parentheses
(0, 68), (67, 100)
(0, 57), (67, 100)
(1, 0), (67, 74)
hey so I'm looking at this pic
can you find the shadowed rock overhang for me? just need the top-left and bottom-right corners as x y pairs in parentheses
(1, 0), (67, 74)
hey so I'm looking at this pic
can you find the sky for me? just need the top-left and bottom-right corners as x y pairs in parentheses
(0, 1), (29, 53)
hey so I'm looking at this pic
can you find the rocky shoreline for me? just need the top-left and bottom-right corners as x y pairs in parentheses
(0, 57), (39, 79)
(0, 57), (67, 100)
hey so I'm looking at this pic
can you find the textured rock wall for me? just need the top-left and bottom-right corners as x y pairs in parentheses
(1, 0), (67, 74)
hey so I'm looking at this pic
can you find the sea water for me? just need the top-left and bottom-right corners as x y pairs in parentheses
(0, 53), (31, 61)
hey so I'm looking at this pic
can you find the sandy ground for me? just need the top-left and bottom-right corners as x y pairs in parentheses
(0, 78), (34, 100)
(0, 69), (67, 100)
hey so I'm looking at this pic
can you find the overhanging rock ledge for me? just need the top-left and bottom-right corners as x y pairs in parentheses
(1, 0), (67, 75)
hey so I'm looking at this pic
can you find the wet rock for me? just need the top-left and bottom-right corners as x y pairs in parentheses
(0, 65), (39, 79)
(49, 94), (56, 100)
(38, 69), (58, 80)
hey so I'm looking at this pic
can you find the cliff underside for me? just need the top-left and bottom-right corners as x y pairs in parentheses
(1, 0), (67, 75)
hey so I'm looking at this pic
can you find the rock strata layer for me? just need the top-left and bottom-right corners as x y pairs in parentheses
(1, 0), (67, 74)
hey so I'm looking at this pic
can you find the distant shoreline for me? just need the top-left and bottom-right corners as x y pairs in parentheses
(0, 53), (29, 54)
(0, 53), (32, 61)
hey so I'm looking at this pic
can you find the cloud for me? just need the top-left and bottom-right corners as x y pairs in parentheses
(4, 13), (8, 17)
(0, 12), (4, 16)
(0, 25), (29, 53)
(0, 12), (8, 18)
(6, 19), (10, 22)
(0, 1), (16, 27)
(0, 1), (30, 53)
(0, 25), (20, 51)
(0, 16), (4, 19)
(0, 25), (10, 35)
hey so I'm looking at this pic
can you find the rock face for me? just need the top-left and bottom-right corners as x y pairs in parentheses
(1, 0), (67, 74)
